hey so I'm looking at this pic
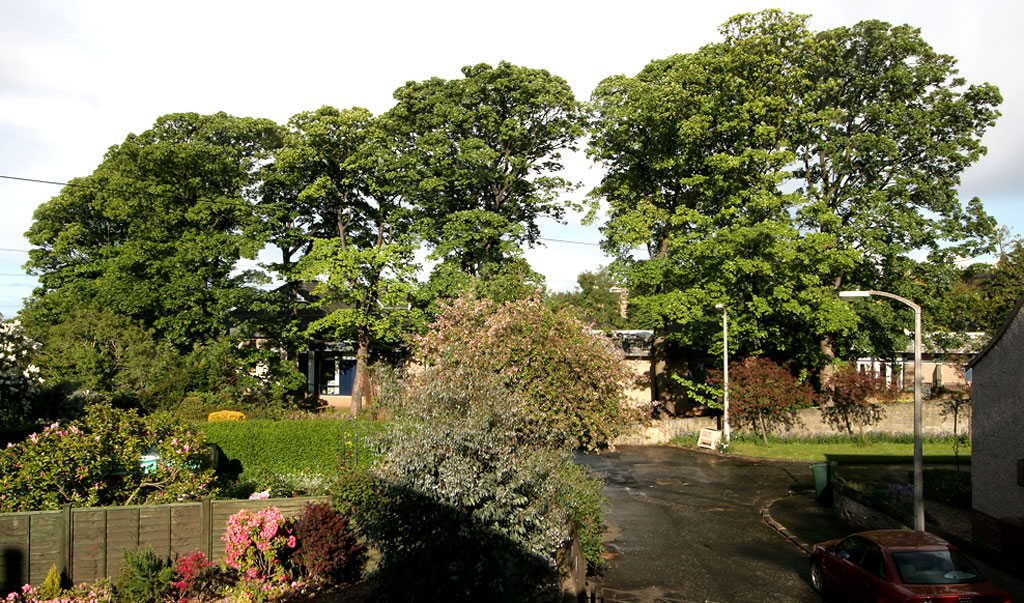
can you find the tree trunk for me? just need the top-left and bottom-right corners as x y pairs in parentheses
(758, 410), (769, 446)
(350, 331), (370, 416)
(819, 336), (837, 395)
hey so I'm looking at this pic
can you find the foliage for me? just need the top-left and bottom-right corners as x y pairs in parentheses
(37, 565), (66, 601)
(670, 375), (724, 411)
(202, 417), (380, 480)
(923, 468), (972, 509)
(552, 462), (607, 570)
(547, 265), (631, 329)
(358, 366), (597, 599)
(821, 365), (901, 438)
(170, 552), (230, 603)
(587, 10), (1001, 372)
(24, 112), (283, 351)
(267, 105), (424, 413)
(0, 316), (42, 429)
(415, 293), (637, 451)
(975, 236), (1024, 333)
(114, 548), (173, 603)
(388, 61), (584, 276)
(0, 403), (215, 512)
(292, 503), (365, 585)
(222, 507), (302, 603)
(4, 579), (112, 603)
(707, 358), (817, 445)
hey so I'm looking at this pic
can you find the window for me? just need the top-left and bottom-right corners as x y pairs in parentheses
(892, 550), (981, 585)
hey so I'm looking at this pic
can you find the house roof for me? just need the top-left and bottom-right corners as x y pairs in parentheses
(967, 294), (1024, 369)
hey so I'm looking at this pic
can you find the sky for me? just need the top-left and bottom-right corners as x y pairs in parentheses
(2, 0), (1022, 317)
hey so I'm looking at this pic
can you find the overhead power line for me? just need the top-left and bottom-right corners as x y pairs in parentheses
(2, 174), (607, 249)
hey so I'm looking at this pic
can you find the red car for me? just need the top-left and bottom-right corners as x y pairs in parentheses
(810, 530), (1011, 602)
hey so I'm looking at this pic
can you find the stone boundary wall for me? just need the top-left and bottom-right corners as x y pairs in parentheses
(615, 400), (969, 445)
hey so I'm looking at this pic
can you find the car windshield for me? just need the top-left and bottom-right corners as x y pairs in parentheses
(892, 549), (982, 585)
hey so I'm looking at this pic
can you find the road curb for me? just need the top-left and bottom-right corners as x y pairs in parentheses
(761, 495), (814, 555)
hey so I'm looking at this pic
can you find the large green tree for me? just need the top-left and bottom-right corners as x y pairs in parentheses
(387, 61), (585, 278)
(267, 106), (422, 412)
(588, 11), (1001, 378)
(24, 112), (283, 350)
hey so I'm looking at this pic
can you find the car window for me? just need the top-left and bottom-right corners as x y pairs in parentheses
(858, 544), (886, 579)
(892, 550), (981, 585)
(838, 536), (869, 565)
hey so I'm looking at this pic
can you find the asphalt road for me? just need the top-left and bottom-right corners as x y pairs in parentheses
(578, 445), (825, 603)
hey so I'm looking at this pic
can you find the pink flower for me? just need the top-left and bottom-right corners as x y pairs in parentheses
(286, 536), (296, 548)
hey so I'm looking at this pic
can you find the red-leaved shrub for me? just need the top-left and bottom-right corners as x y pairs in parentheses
(292, 503), (365, 585)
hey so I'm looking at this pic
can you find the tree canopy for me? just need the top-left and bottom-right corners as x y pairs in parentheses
(388, 61), (585, 277)
(588, 10), (1002, 371)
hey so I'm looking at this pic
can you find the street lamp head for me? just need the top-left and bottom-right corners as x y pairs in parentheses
(714, 303), (724, 309)
(839, 290), (871, 298)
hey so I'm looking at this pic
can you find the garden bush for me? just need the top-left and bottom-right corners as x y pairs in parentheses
(292, 503), (364, 585)
(202, 417), (380, 479)
(222, 507), (302, 602)
(357, 366), (603, 600)
(414, 293), (639, 451)
(708, 358), (817, 445)
(821, 365), (900, 438)
(114, 548), (173, 603)
(0, 403), (215, 512)
(170, 551), (231, 603)
(4, 580), (112, 603)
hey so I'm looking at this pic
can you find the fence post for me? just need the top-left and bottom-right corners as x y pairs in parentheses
(59, 503), (72, 582)
(199, 497), (212, 560)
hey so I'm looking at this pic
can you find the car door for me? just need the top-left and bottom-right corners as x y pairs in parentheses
(851, 543), (895, 602)
(828, 536), (869, 596)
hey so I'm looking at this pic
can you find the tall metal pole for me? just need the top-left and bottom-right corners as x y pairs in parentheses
(716, 304), (730, 448)
(913, 304), (924, 531)
(839, 290), (925, 531)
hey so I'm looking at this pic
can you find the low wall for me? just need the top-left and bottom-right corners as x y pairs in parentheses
(614, 399), (969, 445)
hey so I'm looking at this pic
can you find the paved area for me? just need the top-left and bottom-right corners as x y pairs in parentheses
(580, 446), (1024, 603)
(579, 446), (825, 602)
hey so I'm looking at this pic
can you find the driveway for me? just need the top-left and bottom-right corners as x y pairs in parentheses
(578, 445), (825, 603)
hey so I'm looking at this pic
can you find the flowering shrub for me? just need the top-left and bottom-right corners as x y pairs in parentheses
(222, 507), (302, 602)
(0, 316), (42, 429)
(0, 403), (214, 512)
(414, 293), (637, 451)
(170, 551), (230, 603)
(4, 580), (111, 603)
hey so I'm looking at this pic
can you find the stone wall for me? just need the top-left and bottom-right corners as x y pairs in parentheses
(614, 399), (969, 445)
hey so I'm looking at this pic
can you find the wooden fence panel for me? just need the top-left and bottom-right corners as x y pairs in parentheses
(169, 504), (202, 559)
(2, 497), (328, 591)
(138, 506), (172, 560)
(0, 513), (32, 593)
(71, 509), (107, 584)
(28, 513), (62, 587)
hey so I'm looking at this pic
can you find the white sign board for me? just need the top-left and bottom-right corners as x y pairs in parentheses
(697, 428), (722, 450)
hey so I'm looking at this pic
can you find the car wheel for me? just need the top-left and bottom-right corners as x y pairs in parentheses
(810, 559), (827, 594)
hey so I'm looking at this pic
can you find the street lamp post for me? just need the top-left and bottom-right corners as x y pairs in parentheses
(715, 304), (730, 448)
(839, 290), (924, 531)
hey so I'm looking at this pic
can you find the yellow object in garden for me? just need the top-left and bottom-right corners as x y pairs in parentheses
(208, 410), (246, 422)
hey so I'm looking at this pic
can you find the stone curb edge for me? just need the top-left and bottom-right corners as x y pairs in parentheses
(761, 495), (814, 555)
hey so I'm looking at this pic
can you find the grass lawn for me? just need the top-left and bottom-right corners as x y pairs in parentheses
(672, 434), (971, 464)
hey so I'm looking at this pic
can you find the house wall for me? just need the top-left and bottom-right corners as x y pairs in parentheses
(972, 314), (1024, 521)
(623, 358), (652, 408)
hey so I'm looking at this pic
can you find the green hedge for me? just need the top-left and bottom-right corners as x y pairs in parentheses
(201, 417), (382, 476)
